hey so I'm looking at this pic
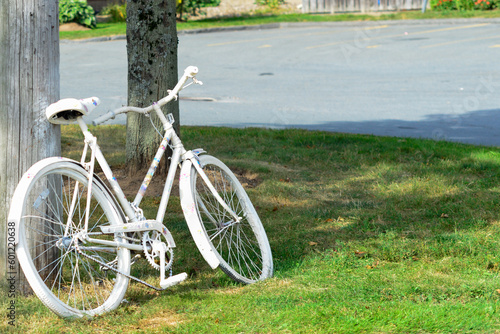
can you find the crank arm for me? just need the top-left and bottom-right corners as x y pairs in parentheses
(155, 241), (188, 289)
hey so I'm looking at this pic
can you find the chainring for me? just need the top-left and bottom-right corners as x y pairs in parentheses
(142, 230), (174, 271)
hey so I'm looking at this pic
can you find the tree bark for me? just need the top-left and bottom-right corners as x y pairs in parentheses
(126, 0), (179, 175)
(0, 0), (60, 291)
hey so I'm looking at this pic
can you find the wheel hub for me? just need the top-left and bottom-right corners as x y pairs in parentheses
(56, 236), (73, 250)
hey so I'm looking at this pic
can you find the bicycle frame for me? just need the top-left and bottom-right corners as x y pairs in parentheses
(69, 69), (239, 270)
(76, 113), (239, 225)
(75, 114), (184, 226)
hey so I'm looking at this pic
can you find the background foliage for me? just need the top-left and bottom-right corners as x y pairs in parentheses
(431, 0), (499, 10)
(176, 0), (221, 21)
(100, 3), (127, 22)
(255, 0), (286, 9)
(99, 0), (221, 22)
(59, 0), (97, 28)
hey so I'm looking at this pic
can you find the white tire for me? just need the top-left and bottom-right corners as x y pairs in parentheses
(10, 158), (130, 318)
(182, 155), (273, 284)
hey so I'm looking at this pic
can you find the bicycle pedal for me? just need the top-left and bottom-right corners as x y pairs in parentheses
(160, 272), (188, 289)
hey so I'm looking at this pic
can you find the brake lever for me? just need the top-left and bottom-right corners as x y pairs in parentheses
(193, 77), (203, 86)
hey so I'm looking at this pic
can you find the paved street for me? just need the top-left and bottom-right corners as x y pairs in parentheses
(60, 19), (500, 146)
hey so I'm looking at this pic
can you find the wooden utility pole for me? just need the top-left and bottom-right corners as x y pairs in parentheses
(126, 0), (179, 175)
(0, 0), (60, 289)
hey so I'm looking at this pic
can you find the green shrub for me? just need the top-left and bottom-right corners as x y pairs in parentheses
(100, 3), (127, 22)
(59, 0), (96, 28)
(431, 0), (457, 9)
(455, 0), (475, 10)
(473, 0), (498, 9)
(431, 0), (499, 9)
(99, 0), (222, 23)
(255, 0), (285, 9)
(177, 0), (221, 21)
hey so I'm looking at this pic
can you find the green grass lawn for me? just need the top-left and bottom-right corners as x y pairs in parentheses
(4, 125), (500, 333)
(59, 9), (500, 40)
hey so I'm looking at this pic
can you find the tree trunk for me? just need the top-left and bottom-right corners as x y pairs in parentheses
(126, 0), (179, 175)
(0, 0), (60, 292)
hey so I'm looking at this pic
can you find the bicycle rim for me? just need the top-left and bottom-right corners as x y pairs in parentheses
(191, 155), (273, 284)
(15, 161), (130, 318)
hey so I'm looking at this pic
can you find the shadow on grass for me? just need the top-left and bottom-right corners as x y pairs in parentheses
(59, 121), (500, 292)
(224, 108), (500, 148)
(202, 123), (500, 275)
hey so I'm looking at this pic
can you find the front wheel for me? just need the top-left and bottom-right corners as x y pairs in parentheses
(183, 155), (273, 284)
(10, 159), (130, 318)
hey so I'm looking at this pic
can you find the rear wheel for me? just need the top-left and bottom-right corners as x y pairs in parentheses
(187, 155), (273, 284)
(12, 159), (130, 318)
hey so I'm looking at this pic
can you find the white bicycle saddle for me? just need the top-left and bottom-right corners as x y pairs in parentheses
(46, 97), (100, 124)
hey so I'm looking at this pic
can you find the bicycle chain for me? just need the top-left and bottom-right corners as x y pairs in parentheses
(74, 240), (166, 291)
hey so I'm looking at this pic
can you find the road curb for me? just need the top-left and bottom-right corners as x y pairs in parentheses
(60, 34), (126, 43)
(60, 17), (500, 43)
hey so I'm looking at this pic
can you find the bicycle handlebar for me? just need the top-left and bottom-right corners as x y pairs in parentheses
(92, 66), (200, 126)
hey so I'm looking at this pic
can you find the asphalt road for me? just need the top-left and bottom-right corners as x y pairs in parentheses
(60, 19), (500, 146)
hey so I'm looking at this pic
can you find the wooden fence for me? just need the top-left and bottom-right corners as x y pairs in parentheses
(302, 0), (426, 13)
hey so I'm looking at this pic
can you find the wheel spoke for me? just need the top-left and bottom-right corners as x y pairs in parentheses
(191, 156), (272, 284)
(14, 163), (129, 317)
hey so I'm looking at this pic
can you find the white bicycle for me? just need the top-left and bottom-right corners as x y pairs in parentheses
(8, 66), (273, 318)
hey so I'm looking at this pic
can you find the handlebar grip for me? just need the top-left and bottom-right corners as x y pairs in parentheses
(184, 66), (198, 77)
(92, 110), (116, 126)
